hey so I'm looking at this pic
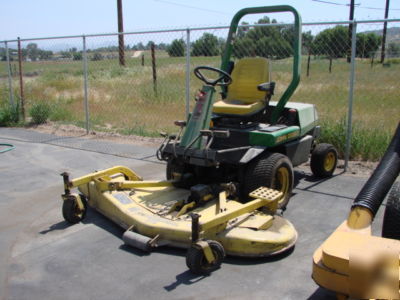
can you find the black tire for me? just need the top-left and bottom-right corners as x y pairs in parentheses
(310, 143), (338, 178)
(382, 182), (400, 240)
(242, 152), (294, 209)
(186, 240), (225, 275)
(166, 158), (186, 180)
(62, 195), (87, 224)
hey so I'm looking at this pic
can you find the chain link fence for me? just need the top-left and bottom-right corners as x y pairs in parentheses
(1, 18), (399, 161)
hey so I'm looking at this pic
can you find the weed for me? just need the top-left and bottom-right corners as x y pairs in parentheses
(0, 103), (20, 126)
(29, 102), (51, 124)
(319, 117), (391, 161)
(49, 105), (74, 122)
(385, 58), (400, 64)
(119, 124), (161, 137)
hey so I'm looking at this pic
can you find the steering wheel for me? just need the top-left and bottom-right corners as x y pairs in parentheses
(194, 66), (232, 86)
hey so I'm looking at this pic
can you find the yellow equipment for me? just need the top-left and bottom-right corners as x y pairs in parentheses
(60, 166), (297, 274)
(312, 123), (400, 299)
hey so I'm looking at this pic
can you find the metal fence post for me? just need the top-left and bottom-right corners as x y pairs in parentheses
(17, 37), (25, 121)
(185, 28), (191, 118)
(5, 41), (14, 109)
(344, 21), (357, 171)
(82, 35), (90, 134)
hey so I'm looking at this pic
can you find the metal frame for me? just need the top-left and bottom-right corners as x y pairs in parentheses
(220, 5), (302, 125)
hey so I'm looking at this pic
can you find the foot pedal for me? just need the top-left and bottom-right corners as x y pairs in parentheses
(249, 187), (282, 202)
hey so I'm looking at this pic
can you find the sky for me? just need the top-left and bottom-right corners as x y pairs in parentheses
(0, 0), (399, 45)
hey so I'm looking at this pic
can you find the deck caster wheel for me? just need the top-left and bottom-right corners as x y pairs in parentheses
(310, 143), (338, 178)
(186, 240), (225, 275)
(62, 194), (87, 224)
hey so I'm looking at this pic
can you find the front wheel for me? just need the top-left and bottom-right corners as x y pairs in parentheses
(186, 240), (225, 275)
(310, 143), (338, 178)
(242, 152), (294, 209)
(62, 194), (87, 224)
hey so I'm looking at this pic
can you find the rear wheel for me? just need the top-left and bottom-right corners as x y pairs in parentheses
(242, 152), (294, 209)
(382, 182), (400, 240)
(310, 143), (338, 178)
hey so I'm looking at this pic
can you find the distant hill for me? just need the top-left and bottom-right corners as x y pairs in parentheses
(362, 26), (400, 42)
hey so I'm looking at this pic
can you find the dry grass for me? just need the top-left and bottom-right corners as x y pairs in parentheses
(0, 54), (399, 159)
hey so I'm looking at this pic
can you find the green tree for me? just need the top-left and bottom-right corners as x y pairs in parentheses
(191, 33), (219, 56)
(146, 41), (155, 50)
(311, 26), (349, 58)
(26, 43), (39, 61)
(38, 50), (53, 60)
(387, 42), (400, 57)
(72, 52), (82, 60)
(91, 52), (103, 61)
(60, 51), (72, 59)
(355, 33), (381, 58)
(167, 39), (185, 57)
(233, 37), (255, 58)
(237, 21), (250, 38)
(301, 31), (314, 55)
(136, 42), (145, 50)
(232, 16), (293, 59)
(158, 43), (167, 51)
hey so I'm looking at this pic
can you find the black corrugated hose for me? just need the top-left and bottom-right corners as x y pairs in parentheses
(351, 122), (400, 217)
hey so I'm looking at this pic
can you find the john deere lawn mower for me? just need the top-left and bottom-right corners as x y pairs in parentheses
(312, 122), (400, 299)
(157, 6), (338, 209)
(60, 5), (336, 274)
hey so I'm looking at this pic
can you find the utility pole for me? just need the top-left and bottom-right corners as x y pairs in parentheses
(347, 0), (355, 63)
(380, 0), (390, 63)
(117, 0), (125, 66)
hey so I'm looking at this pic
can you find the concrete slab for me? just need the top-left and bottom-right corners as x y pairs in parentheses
(0, 129), (384, 300)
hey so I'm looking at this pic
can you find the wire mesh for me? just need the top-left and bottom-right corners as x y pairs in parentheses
(0, 19), (399, 159)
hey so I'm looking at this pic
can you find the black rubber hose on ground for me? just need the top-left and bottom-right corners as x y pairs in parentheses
(351, 122), (400, 217)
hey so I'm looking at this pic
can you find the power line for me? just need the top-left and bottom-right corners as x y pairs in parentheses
(312, 0), (400, 10)
(153, 0), (230, 16)
(360, 5), (400, 11)
(312, 0), (359, 7)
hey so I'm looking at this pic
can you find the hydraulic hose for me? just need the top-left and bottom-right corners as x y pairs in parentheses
(351, 122), (400, 220)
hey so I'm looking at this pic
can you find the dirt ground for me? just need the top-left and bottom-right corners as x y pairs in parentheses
(27, 122), (378, 177)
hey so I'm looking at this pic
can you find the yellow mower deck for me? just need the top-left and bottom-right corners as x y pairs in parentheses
(64, 166), (297, 257)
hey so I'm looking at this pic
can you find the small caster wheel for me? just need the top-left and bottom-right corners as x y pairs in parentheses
(186, 240), (225, 275)
(62, 194), (87, 224)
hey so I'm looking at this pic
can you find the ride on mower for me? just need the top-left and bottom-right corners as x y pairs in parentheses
(312, 122), (400, 299)
(157, 7), (337, 209)
(60, 5), (337, 274)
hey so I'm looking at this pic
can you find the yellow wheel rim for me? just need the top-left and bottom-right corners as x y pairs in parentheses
(324, 152), (336, 172)
(276, 167), (290, 204)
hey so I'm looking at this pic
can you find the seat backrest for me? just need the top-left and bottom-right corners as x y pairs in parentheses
(226, 57), (270, 104)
